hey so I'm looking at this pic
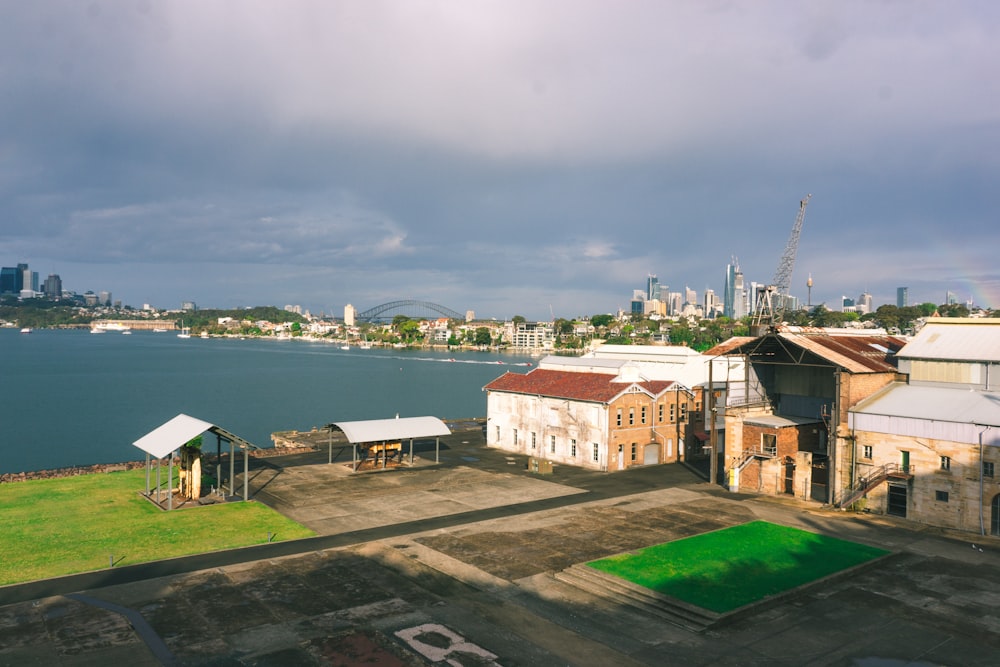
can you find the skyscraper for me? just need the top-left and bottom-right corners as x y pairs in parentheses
(43, 274), (62, 299)
(646, 274), (661, 302)
(724, 258), (746, 319)
(897, 287), (908, 308)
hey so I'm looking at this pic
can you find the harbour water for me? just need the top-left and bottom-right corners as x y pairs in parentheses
(0, 328), (534, 474)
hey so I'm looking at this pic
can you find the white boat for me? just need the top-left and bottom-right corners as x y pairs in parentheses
(20, 327), (31, 334)
(177, 321), (191, 339)
(340, 343), (350, 350)
(121, 329), (132, 335)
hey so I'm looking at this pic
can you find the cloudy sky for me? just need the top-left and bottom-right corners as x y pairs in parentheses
(2, 1), (997, 319)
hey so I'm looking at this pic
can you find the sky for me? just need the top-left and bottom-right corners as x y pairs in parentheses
(1, 1), (997, 320)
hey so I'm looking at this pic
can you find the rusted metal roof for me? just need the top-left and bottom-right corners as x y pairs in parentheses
(704, 336), (756, 357)
(721, 328), (906, 374)
(483, 368), (677, 403)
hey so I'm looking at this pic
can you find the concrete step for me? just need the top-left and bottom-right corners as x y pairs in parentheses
(553, 564), (719, 633)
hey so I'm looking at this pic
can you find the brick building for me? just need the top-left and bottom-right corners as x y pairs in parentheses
(483, 366), (702, 471)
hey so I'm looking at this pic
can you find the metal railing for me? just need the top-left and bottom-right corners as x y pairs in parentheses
(835, 462), (912, 508)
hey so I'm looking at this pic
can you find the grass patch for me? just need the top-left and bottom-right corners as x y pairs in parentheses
(587, 521), (888, 613)
(0, 469), (315, 586)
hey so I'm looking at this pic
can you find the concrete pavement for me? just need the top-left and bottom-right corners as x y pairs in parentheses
(2, 426), (1000, 666)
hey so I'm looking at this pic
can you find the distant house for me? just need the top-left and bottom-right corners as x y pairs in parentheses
(719, 327), (907, 503)
(484, 366), (702, 471)
(847, 318), (1000, 534)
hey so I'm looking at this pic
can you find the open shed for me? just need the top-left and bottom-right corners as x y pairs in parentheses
(325, 416), (451, 472)
(132, 413), (260, 509)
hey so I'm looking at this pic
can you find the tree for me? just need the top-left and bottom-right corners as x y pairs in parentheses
(590, 314), (614, 328)
(512, 315), (526, 325)
(474, 327), (492, 346)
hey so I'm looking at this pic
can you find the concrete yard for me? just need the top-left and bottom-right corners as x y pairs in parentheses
(2, 425), (1000, 666)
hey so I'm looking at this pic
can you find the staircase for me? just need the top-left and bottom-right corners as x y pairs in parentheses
(553, 564), (720, 632)
(836, 463), (911, 508)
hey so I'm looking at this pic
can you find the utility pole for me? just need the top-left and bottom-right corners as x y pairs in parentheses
(709, 359), (718, 486)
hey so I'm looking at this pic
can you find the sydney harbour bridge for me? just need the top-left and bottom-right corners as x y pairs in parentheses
(356, 300), (465, 323)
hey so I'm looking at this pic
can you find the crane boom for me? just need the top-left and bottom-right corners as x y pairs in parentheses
(772, 194), (811, 295)
(751, 194), (812, 331)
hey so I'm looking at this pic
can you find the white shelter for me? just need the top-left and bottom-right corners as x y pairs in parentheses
(132, 414), (260, 509)
(326, 416), (451, 471)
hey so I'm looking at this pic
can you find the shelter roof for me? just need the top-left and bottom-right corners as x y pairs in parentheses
(721, 329), (906, 374)
(897, 318), (1000, 362)
(132, 414), (259, 459)
(484, 368), (677, 403)
(745, 414), (823, 428)
(328, 416), (451, 443)
(851, 383), (1000, 428)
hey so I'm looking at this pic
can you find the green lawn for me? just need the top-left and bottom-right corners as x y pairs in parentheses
(0, 469), (315, 586)
(587, 520), (888, 613)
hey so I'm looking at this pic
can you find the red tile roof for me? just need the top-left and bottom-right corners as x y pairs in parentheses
(483, 369), (676, 403)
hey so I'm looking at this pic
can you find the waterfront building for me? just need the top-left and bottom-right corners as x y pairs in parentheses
(344, 304), (356, 326)
(504, 321), (554, 350)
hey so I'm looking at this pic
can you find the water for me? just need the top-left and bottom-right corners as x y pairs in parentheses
(0, 329), (532, 474)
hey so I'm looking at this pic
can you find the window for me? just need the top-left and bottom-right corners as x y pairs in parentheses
(940, 456), (951, 471)
(631, 443), (637, 462)
(695, 401), (702, 413)
(669, 404), (676, 422)
(513, 429), (518, 446)
(762, 433), (777, 457)
(495, 425), (500, 443)
(935, 490), (949, 502)
(984, 461), (995, 478)
(550, 435), (556, 454)
(862, 445), (873, 459)
(658, 403), (664, 422)
(531, 432), (536, 449)
(570, 439), (577, 457)
(629, 408), (634, 426)
(641, 406), (647, 424)
(680, 403), (688, 420)
(616, 408), (622, 427)
(593, 443), (599, 462)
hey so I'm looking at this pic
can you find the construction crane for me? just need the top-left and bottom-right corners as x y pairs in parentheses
(751, 194), (812, 332)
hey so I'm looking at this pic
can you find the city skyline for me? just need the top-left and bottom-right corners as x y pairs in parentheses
(1, 3), (996, 320)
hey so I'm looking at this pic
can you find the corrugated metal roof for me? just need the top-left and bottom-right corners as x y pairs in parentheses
(897, 319), (1000, 362)
(329, 416), (451, 443)
(851, 383), (1000, 427)
(133, 414), (215, 459)
(483, 368), (677, 403)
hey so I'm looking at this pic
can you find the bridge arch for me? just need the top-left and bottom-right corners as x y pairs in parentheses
(357, 300), (464, 322)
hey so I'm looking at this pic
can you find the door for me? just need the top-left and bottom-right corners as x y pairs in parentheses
(992, 494), (1000, 536)
(901, 450), (910, 473)
(643, 444), (660, 465)
(887, 484), (907, 517)
(617, 444), (624, 470)
(783, 458), (795, 495)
